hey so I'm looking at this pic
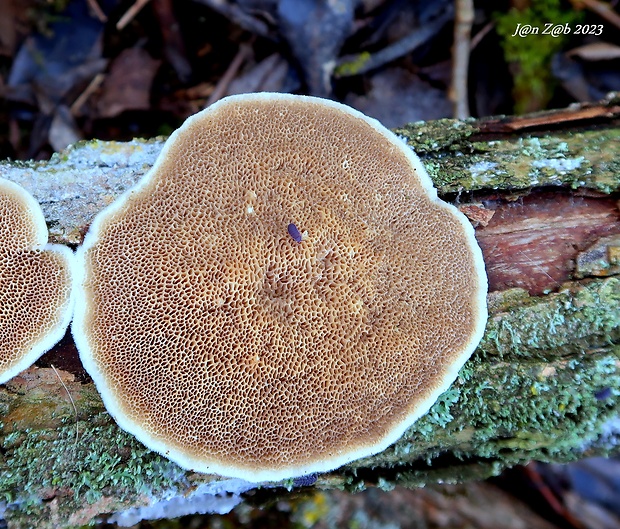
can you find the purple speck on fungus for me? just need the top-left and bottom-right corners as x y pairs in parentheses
(288, 222), (302, 243)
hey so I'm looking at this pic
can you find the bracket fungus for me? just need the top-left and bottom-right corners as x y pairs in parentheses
(0, 178), (74, 384)
(73, 93), (487, 481)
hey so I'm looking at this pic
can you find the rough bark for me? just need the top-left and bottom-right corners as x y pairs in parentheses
(0, 96), (619, 528)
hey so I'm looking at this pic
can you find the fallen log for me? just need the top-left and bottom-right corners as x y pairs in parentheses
(0, 95), (619, 528)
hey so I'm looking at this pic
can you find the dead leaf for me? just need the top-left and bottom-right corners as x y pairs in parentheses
(345, 68), (451, 128)
(227, 53), (297, 95)
(0, 0), (34, 56)
(567, 41), (620, 61)
(49, 105), (81, 152)
(96, 47), (161, 118)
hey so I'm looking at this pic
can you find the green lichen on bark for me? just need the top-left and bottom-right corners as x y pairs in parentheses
(396, 123), (620, 194)
(0, 370), (232, 527)
(0, 138), (165, 245)
(1, 418), (193, 525)
(317, 345), (620, 492)
(480, 278), (620, 358)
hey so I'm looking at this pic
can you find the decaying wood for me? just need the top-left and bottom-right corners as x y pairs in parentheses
(0, 96), (619, 528)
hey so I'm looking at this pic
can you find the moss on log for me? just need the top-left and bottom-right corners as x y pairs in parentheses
(0, 98), (619, 528)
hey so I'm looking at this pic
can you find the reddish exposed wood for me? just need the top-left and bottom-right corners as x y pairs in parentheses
(476, 190), (620, 295)
(477, 102), (620, 134)
(459, 204), (495, 226)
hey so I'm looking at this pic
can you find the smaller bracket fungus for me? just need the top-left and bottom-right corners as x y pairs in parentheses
(0, 178), (74, 384)
(73, 93), (487, 482)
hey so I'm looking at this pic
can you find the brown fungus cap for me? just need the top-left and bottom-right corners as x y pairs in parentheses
(0, 177), (74, 384)
(73, 93), (487, 481)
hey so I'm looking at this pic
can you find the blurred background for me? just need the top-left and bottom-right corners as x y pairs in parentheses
(0, 0), (619, 528)
(0, 0), (619, 160)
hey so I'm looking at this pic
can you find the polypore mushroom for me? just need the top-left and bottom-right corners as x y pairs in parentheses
(73, 93), (487, 481)
(0, 177), (74, 384)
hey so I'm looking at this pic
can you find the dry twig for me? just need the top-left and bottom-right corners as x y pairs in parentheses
(86, 0), (108, 22)
(50, 364), (79, 451)
(70, 73), (105, 115)
(572, 0), (620, 30)
(450, 0), (474, 119)
(470, 20), (494, 50)
(206, 43), (253, 107)
(117, 0), (152, 31)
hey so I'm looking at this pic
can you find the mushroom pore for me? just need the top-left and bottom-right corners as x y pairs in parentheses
(73, 93), (487, 481)
(0, 177), (74, 384)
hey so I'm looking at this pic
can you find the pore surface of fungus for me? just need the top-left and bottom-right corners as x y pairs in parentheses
(0, 177), (74, 384)
(73, 93), (487, 481)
